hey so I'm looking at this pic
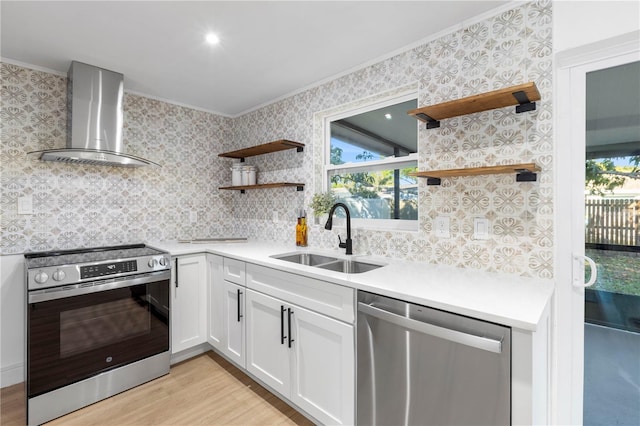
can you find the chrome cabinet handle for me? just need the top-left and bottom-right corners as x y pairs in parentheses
(358, 302), (503, 353)
(573, 254), (598, 288)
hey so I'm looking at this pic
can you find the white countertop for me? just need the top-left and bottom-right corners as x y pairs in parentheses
(154, 240), (554, 332)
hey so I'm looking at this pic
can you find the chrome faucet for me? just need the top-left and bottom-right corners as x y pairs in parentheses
(324, 203), (352, 255)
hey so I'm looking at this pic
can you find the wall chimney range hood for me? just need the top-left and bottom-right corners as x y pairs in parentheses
(28, 61), (159, 167)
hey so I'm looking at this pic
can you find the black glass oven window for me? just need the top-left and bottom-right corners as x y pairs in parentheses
(27, 280), (169, 398)
(59, 297), (151, 358)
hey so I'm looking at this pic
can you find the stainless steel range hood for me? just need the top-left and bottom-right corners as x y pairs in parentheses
(28, 61), (159, 167)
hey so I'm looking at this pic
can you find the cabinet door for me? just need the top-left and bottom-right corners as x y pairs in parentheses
(171, 254), (207, 354)
(290, 305), (355, 425)
(222, 281), (245, 367)
(245, 289), (291, 398)
(207, 254), (224, 350)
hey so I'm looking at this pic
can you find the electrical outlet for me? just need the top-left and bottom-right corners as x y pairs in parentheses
(473, 217), (490, 240)
(189, 211), (197, 223)
(434, 216), (450, 238)
(18, 195), (33, 215)
(272, 211), (279, 222)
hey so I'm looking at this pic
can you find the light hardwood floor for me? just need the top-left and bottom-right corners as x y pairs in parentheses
(1, 351), (314, 425)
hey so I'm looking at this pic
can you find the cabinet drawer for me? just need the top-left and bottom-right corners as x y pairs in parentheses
(246, 263), (354, 323)
(223, 258), (246, 285)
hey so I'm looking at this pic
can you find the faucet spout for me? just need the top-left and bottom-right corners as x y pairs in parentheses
(324, 203), (353, 255)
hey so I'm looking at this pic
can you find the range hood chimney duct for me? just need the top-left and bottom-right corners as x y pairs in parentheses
(28, 61), (159, 167)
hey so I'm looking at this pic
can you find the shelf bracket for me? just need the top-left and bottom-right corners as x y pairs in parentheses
(296, 185), (304, 191)
(297, 146), (304, 153)
(416, 113), (440, 129)
(515, 169), (538, 182)
(426, 177), (442, 186)
(240, 157), (245, 162)
(512, 90), (537, 114)
(240, 189), (246, 194)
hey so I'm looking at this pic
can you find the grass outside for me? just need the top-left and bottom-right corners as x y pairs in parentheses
(586, 248), (640, 296)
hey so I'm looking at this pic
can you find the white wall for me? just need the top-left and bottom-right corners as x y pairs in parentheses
(0, 256), (25, 386)
(554, 0), (640, 53)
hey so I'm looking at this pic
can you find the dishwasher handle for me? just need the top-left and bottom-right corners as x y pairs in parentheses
(358, 302), (503, 354)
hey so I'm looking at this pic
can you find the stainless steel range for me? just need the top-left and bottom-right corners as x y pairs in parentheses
(24, 244), (172, 425)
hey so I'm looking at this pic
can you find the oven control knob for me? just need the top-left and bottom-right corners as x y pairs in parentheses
(148, 259), (158, 268)
(158, 257), (168, 267)
(52, 270), (66, 281)
(34, 271), (49, 284)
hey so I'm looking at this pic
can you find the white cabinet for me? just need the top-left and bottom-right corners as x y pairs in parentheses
(289, 305), (354, 425)
(245, 264), (355, 426)
(246, 289), (291, 397)
(223, 280), (245, 367)
(171, 254), (207, 354)
(207, 254), (224, 350)
(207, 255), (246, 367)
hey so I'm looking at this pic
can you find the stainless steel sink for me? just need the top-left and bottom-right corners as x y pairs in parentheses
(272, 252), (339, 266)
(316, 259), (384, 274)
(271, 252), (385, 274)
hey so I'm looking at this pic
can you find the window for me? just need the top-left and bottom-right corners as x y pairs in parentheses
(325, 94), (418, 228)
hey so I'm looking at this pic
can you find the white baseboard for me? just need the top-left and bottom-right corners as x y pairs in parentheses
(170, 343), (211, 365)
(1, 362), (24, 388)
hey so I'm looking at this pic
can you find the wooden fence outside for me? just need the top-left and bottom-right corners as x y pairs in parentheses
(585, 198), (639, 246)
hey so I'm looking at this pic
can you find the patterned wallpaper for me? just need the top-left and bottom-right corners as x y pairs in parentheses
(1, 1), (553, 279)
(230, 1), (554, 278)
(1, 64), (234, 254)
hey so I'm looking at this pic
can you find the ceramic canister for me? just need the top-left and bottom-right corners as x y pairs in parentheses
(231, 163), (243, 186)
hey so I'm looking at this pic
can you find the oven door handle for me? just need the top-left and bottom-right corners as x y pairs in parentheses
(28, 270), (171, 303)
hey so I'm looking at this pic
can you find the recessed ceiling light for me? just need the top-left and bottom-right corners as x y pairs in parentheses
(205, 33), (220, 45)
(385, 113), (392, 120)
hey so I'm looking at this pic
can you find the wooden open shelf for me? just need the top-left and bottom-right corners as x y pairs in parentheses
(218, 140), (304, 161)
(410, 163), (540, 185)
(408, 82), (541, 129)
(219, 182), (305, 193)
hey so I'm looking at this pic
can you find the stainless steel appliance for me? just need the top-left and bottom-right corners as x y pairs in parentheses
(27, 61), (159, 167)
(357, 290), (511, 425)
(25, 244), (171, 425)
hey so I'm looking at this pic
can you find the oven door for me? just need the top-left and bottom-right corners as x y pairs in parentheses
(27, 271), (170, 398)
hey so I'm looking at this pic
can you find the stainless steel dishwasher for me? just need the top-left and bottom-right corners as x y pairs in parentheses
(357, 290), (511, 425)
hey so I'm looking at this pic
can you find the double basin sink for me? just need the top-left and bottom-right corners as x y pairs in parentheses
(271, 252), (385, 274)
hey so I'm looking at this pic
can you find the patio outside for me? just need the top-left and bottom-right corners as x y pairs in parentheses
(583, 156), (639, 426)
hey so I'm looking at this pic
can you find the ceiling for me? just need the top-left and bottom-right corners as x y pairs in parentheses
(1, 1), (507, 116)
(586, 61), (640, 158)
(333, 99), (418, 158)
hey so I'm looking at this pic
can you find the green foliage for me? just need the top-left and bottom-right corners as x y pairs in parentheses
(330, 146), (344, 165)
(309, 192), (336, 216)
(399, 200), (418, 220)
(586, 249), (640, 296)
(586, 156), (640, 195)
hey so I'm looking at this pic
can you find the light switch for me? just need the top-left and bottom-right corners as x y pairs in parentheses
(18, 195), (33, 215)
(473, 217), (489, 240)
(435, 216), (450, 238)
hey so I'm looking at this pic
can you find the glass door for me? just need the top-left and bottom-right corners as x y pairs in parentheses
(582, 61), (640, 426)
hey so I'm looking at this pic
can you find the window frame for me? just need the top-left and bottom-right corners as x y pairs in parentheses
(322, 91), (419, 231)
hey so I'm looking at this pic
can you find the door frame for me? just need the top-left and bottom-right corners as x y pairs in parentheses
(553, 30), (640, 425)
